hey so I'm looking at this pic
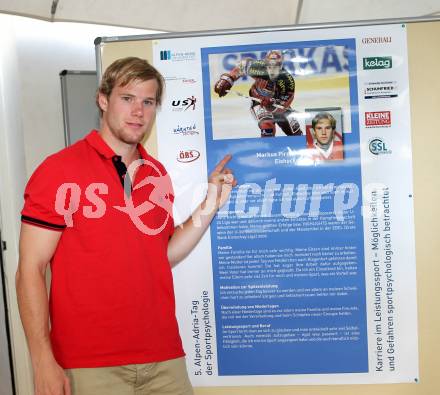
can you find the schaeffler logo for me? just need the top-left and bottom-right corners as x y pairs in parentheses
(54, 159), (173, 235)
(177, 150), (200, 163)
(363, 57), (392, 70)
(365, 111), (391, 127)
(171, 96), (196, 111)
(364, 81), (398, 99)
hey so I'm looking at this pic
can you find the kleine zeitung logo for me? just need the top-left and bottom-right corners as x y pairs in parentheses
(365, 111), (391, 127)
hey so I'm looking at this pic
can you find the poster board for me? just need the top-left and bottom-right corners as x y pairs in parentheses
(95, 18), (440, 394)
(59, 70), (100, 146)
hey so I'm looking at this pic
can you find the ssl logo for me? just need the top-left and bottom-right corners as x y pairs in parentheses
(369, 138), (392, 155)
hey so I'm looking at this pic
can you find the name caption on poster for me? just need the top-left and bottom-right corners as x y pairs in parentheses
(191, 291), (214, 376)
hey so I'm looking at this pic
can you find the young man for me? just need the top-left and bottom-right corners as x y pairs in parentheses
(309, 112), (344, 161)
(16, 57), (235, 395)
(214, 50), (302, 137)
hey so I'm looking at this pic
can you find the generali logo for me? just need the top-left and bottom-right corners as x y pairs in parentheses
(177, 150), (200, 163)
(365, 111), (391, 127)
(361, 37), (392, 44)
(363, 56), (392, 70)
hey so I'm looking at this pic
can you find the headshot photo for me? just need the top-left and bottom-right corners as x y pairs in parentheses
(306, 112), (344, 161)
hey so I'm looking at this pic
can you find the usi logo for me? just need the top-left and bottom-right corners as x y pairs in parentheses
(171, 96), (196, 111)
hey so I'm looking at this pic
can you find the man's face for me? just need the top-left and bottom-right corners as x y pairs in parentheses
(98, 78), (158, 145)
(313, 119), (335, 147)
(267, 64), (281, 81)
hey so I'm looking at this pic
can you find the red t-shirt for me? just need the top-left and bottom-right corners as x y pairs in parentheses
(309, 140), (344, 162)
(21, 131), (184, 368)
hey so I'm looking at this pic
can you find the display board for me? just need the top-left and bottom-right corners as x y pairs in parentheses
(59, 70), (100, 146)
(95, 18), (440, 394)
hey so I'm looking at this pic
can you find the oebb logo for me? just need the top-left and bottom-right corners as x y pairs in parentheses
(177, 150), (200, 163)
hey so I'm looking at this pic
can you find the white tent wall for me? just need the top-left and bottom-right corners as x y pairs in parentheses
(0, 15), (31, 395)
(0, 0), (439, 31)
(0, 13), (157, 394)
(299, 0), (440, 24)
(10, 15), (156, 175)
(0, 0), (300, 31)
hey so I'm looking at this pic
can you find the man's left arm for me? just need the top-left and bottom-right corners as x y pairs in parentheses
(167, 155), (236, 266)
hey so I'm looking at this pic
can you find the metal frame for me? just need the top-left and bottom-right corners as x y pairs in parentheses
(59, 70), (97, 146)
(94, 15), (440, 77)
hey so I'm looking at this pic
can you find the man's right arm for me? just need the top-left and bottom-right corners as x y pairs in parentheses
(16, 223), (71, 395)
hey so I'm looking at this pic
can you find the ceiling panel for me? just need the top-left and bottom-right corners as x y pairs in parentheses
(0, 0), (52, 19)
(298, 0), (440, 24)
(54, 0), (299, 31)
(0, 0), (439, 31)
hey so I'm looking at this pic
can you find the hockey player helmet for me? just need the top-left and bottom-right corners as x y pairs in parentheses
(265, 50), (283, 80)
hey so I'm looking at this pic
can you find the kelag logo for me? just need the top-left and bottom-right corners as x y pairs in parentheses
(177, 150), (200, 163)
(171, 96), (196, 111)
(365, 111), (391, 127)
(369, 138), (392, 155)
(363, 57), (392, 70)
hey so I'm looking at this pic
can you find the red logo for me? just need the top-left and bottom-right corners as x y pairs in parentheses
(177, 150), (200, 163)
(365, 111), (391, 127)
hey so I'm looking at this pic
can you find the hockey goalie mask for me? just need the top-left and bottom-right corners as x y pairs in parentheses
(265, 50), (283, 81)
